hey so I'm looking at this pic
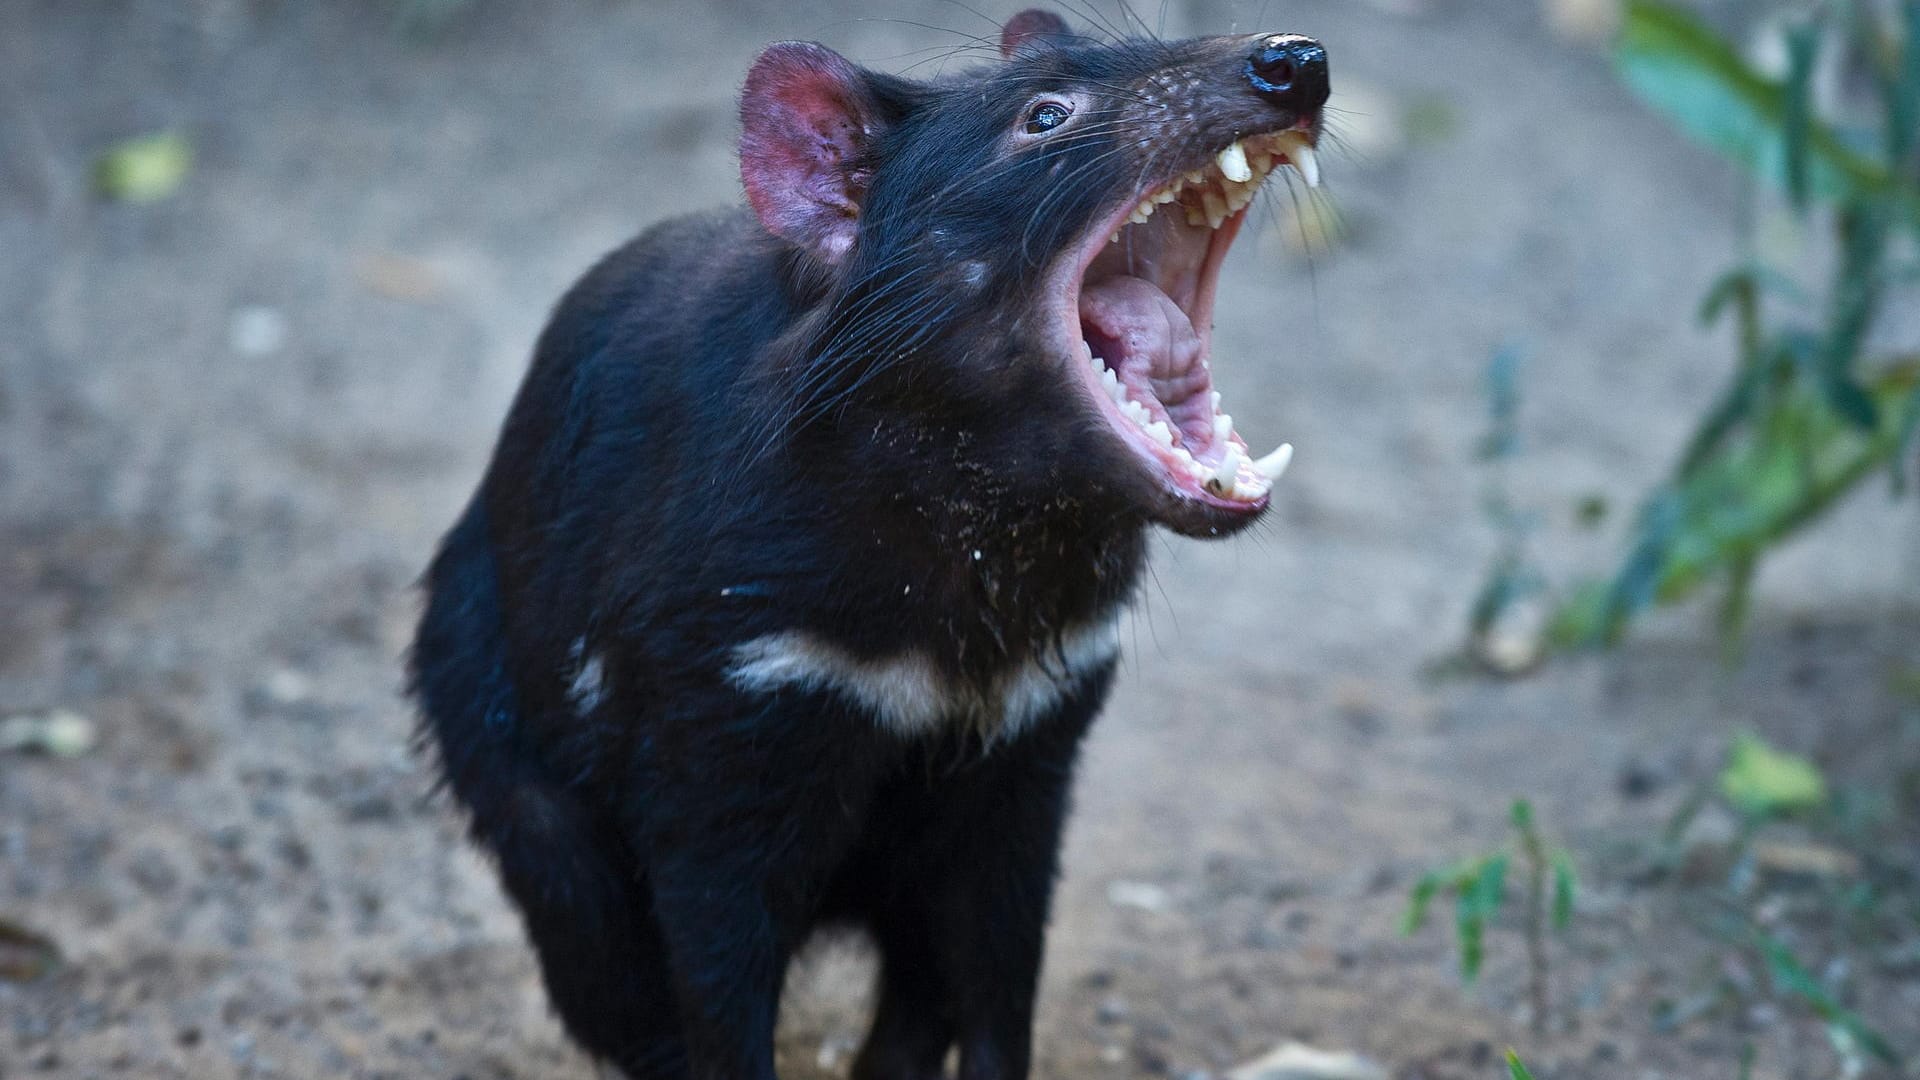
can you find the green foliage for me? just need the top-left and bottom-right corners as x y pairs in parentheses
(1475, 0), (1920, 654)
(93, 132), (191, 203)
(1505, 1049), (1538, 1080)
(1614, 0), (1907, 211)
(1719, 731), (1828, 817)
(1655, 734), (1908, 1073)
(1752, 927), (1900, 1067)
(1402, 799), (1575, 986)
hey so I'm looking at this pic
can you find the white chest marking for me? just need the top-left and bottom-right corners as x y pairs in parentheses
(725, 620), (1121, 739)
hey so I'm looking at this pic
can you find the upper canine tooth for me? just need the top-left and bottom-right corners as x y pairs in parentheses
(1216, 141), (1252, 183)
(1252, 443), (1294, 480)
(1291, 142), (1321, 188)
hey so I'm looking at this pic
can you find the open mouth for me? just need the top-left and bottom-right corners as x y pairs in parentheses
(1056, 128), (1317, 517)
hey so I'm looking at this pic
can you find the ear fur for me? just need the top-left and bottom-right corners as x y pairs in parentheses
(999, 9), (1072, 57)
(738, 42), (880, 264)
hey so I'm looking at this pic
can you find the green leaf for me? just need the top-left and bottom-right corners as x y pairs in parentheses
(1720, 732), (1828, 817)
(93, 132), (192, 203)
(1509, 798), (1535, 833)
(1551, 852), (1578, 931)
(1452, 853), (1510, 981)
(1559, 362), (1920, 644)
(1401, 871), (1447, 935)
(1753, 930), (1900, 1065)
(1475, 852), (1511, 921)
(1506, 1050), (1538, 1080)
(1614, 0), (1893, 207)
(1780, 18), (1822, 212)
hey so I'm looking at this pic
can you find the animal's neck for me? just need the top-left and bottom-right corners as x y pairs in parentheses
(790, 411), (1146, 686)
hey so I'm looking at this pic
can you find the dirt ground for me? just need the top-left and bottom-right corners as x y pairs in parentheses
(2, 1), (1917, 1078)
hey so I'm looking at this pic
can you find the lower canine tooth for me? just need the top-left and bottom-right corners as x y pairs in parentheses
(1207, 446), (1244, 493)
(1252, 443), (1294, 479)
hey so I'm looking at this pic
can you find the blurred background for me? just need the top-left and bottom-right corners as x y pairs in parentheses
(2, 1), (1916, 1077)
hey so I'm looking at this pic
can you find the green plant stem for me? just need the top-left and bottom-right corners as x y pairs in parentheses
(1520, 815), (1551, 1036)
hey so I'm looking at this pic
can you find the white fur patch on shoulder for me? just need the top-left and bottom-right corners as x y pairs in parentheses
(725, 620), (1120, 739)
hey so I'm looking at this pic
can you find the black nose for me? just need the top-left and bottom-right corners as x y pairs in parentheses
(1246, 34), (1329, 113)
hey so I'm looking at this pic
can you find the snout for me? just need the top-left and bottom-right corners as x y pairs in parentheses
(1245, 34), (1329, 115)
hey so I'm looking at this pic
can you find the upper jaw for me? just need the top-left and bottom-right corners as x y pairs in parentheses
(1048, 127), (1317, 533)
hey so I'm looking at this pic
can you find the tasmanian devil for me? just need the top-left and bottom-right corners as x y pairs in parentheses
(410, 9), (1328, 1079)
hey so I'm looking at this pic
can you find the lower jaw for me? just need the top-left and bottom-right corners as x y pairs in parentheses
(1147, 484), (1271, 538)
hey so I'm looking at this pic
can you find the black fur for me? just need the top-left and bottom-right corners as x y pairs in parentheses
(412, 15), (1324, 1079)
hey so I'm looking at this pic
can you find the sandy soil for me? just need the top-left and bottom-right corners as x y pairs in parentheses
(2, 1), (1916, 1078)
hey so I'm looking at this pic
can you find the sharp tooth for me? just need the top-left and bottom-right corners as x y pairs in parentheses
(1207, 446), (1244, 492)
(1252, 443), (1294, 479)
(1091, 354), (1107, 372)
(1291, 142), (1320, 188)
(1216, 141), (1252, 183)
(1201, 189), (1227, 229)
(1124, 400), (1149, 424)
(1209, 390), (1222, 411)
(1144, 420), (1174, 447)
(1213, 414), (1233, 443)
(1152, 188), (1177, 204)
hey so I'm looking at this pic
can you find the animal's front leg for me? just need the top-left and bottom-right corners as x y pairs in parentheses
(876, 672), (1113, 1080)
(630, 684), (888, 1080)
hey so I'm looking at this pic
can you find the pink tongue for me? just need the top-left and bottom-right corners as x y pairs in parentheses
(1078, 275), (1203, 379)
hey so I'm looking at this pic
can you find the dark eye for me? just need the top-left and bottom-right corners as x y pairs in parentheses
(1024, 101), (1072, 134)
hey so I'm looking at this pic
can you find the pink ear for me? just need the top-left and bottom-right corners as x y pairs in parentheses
(1000, 9), (1071, 57)
(739, 42), (877, 264)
